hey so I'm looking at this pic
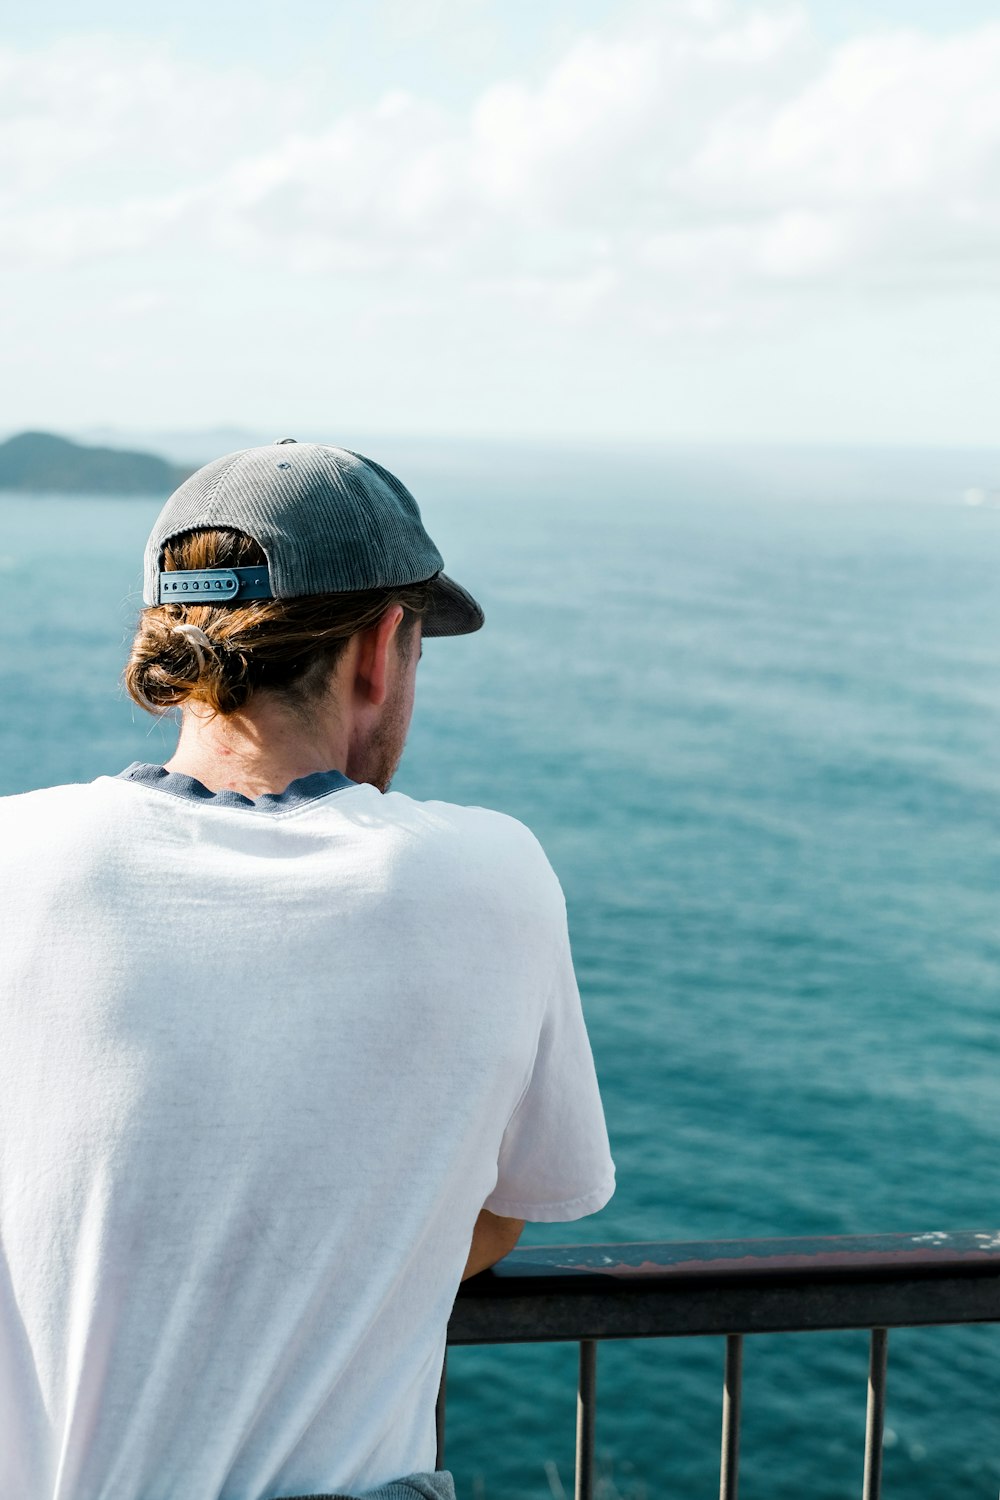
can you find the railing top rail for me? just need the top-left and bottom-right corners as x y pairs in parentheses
(449, 1230), (1000, 1345)
(464, 1229), (1000, 1290)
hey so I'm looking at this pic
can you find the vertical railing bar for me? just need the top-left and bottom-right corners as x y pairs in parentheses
(862, 1328), (889, 1500)
(575, 1339), (597, 1500)
(719, 1333), (744, 1500)
(435, 1348), (447, 1470)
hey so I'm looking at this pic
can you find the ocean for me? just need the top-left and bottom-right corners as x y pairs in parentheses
(2, 442), (1000, 1497)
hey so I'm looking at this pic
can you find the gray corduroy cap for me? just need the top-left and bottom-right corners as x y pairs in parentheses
(142, 440), (483, 637)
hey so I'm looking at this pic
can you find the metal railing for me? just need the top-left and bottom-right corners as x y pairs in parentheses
(440, 1229), (1000, 1500)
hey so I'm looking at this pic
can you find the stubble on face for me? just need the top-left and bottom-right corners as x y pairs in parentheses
(352, 689), (409, 792)
(346, 619), (420, 792)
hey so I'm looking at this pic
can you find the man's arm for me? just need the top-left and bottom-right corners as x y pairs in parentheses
(461, 1208), (525, 1280)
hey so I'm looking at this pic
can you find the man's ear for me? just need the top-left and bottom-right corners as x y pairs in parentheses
(352, 604), (405, 707)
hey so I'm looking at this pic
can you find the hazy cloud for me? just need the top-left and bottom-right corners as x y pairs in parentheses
(4, 3), (1000, 328)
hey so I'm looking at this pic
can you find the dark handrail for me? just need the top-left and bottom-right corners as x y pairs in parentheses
(442, 1231), (1000, 1499)
(450, 1228), (1000, 1343)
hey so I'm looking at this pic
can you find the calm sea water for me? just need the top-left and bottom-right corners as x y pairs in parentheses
(2, 446), (1000, 1498)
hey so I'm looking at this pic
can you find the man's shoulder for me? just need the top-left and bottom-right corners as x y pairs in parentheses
(0, 778), (108, 822)
(378, 788), (544, 853)
(374, 790), (564, 906)
(0, 777), (127, 854)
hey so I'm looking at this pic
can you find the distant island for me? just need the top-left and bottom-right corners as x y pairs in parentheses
(0, 431), (189, 494)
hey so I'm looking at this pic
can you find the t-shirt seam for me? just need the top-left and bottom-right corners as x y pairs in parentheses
(486, 1172), (616, 1216)
(494, 940), (563, 1140)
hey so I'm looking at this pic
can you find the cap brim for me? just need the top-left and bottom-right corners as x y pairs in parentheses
(421, 573), (484, 637)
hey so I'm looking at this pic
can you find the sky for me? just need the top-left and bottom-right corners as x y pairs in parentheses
(2, 0), (1000, 447)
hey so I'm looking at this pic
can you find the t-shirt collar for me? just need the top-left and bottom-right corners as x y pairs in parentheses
(116, 761), (356, 813)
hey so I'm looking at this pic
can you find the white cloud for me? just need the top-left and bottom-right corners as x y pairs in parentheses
(0, 36), (285, 194)
(4, 3), (1000, 329)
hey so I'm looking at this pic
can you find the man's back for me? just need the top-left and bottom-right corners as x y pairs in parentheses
(0, 769), (613, 1500)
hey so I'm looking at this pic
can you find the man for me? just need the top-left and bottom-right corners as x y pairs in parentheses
(0, 441), (615, 1500)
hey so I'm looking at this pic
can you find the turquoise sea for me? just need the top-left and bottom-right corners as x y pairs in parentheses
(2, 443), (1000, 1498)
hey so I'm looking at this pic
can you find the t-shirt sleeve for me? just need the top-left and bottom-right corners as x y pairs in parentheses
(483, 895), (615, 1223)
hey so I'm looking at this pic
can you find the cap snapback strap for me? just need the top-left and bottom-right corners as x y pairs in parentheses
(157, 567), (274, 605)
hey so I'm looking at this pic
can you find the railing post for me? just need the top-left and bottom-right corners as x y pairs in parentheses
(862, 1328), (889, 1500)
(435, 1349), (447, 1469)
(575, 1339), (597, 1500)
(719, 1333), (743, 1500)
(447, 1232), (1000, 1492)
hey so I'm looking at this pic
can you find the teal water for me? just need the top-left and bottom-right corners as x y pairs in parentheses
(2, 449), (1000, 1497)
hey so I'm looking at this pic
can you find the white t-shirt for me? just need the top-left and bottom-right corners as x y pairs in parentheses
(0, 766), (614, 1500)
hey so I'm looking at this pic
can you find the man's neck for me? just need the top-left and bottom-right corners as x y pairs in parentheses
(165, 697), (350, 800)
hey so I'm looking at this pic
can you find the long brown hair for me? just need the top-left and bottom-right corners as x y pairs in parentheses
(125, 529), (431, 716)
